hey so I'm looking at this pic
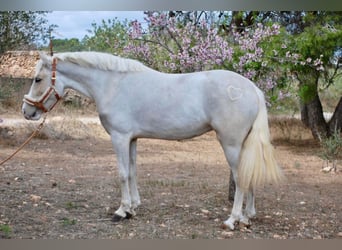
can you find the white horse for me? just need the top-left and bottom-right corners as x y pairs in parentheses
(22, 51), (283, 230)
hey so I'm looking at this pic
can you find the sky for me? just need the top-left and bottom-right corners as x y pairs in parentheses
(45, 11), (145, 41)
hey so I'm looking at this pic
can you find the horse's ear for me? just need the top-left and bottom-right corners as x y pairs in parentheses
(38, 51), (51, 64)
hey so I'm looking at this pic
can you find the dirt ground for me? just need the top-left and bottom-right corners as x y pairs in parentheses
(0, 114), (341, 239)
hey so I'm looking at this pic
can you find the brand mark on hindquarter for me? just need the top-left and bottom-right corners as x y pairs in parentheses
(227, 85), (243, 101)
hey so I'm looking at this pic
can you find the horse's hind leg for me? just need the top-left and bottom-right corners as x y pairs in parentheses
(245, 188), (256, 219)
(218, 143), (250, 230)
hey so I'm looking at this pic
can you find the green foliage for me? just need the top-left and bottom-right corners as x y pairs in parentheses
(52, 38), (86, 52)
(319, 129), (342, 162)
(298, 83), (318, 104)
(61, 217), (77, 226)
(65, 201), (78, 210)
(83, 18), (130, 54)
(261, 13), (341, 112)
(294, 25), (342, 66)
(0, 224), (12, 238)
(0, 11), (54, 53)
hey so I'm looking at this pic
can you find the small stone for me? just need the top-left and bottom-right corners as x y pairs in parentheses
(45, 202), (52, 208)
(337, 232), (342, 237)
(201, 209), (210, 215)
(30, 194), (41, 203)
(221, 231), (234, 238)
(321, 166), (333, 173)
(273, 234), (282, 239)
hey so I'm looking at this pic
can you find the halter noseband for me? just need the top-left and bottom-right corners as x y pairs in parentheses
(23, 58), (61, 113)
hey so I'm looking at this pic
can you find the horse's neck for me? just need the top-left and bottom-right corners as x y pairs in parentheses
(60, 62), (106, 101)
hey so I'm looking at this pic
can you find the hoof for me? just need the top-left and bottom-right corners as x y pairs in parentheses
(239, 217), (250, 227)
(221, 221), (235, 231)
(125, 212), (133, 219)
(112, 212), (133, 223)
(238, 221), (251, 229)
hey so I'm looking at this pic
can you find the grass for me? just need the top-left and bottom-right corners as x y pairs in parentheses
(144, 179), (188, 188)
(0, 224), (12, 238)
(319, 130), (342, 171)
(65, 201), (78, 210)
(61, 218), (77, 227)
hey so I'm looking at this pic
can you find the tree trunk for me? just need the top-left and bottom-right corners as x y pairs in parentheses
(300, 94), (329, 140)
(298, 71), (330, 140)
(328, 97), (342, 134)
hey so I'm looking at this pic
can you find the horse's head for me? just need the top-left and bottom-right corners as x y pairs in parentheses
(22, 52), (63, 120)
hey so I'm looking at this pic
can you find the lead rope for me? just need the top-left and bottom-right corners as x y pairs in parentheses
(0, 115), (47, 166)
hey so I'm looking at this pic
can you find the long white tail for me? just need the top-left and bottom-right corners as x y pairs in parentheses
(238, 89), (283, 191)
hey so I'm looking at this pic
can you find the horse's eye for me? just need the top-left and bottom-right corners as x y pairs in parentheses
(35, 78), (42, 83)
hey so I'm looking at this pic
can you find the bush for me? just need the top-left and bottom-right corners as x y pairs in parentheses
(319, 129), (342, 171)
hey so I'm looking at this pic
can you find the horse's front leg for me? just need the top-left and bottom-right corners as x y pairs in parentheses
(129, 139), (141, 212)
(111, 133), (134, 222)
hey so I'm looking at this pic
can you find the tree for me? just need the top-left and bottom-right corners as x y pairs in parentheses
(265, 12), (342, 139)
(51, 38), (86, 52)
(0, 11), (54, 54)
(83, 18), (130, 54)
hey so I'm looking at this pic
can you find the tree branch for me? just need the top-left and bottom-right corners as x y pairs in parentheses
(165, 27), (183, 53)
(132, 38), (174, 54)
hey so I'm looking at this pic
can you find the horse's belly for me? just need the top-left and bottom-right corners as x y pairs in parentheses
(135, 116), (212, 140)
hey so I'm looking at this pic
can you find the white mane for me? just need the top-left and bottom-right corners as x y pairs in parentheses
(55, 52), (149, 72)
